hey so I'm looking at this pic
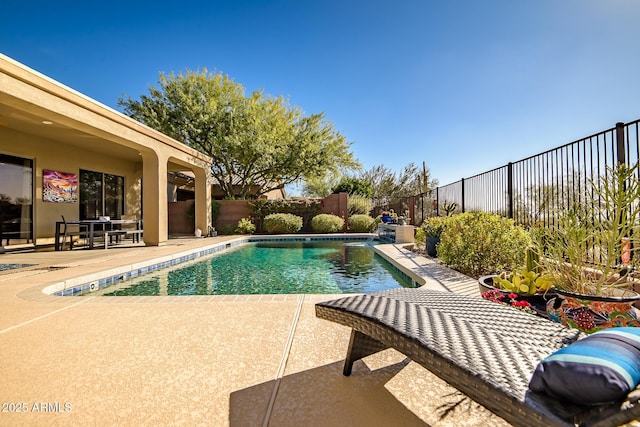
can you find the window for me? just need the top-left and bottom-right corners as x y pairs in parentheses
(80, 170), (124, 220)
(0, 154), (33, 246)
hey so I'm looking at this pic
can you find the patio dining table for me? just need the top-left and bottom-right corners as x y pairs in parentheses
(54, 219), (140, 250)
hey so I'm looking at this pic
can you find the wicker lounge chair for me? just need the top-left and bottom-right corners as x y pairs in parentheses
(315, 288), (640, 427)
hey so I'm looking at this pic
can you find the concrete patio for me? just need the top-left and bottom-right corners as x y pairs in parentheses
(0, 237), (512, 426)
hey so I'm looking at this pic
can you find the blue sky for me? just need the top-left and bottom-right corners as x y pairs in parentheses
(2, 0), (640, 188)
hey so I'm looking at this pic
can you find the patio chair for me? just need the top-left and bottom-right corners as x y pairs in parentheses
(122, 216), (143, 243)
(315, 288), (640, 427)
(60, 215), (89, 250)
(107, 215), (143, 245)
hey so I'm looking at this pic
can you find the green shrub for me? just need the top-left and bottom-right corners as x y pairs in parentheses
(415, 227), (426, 245)
(311, 214), (344, 233)
(420, 216), (447, 238)
(235, 218), (256, 234)
(347, 214), (376, 232)
(348, 195), (372, 216)
(219, 224), (236, 235)
(437, 212), (532, 277)
(332, 177), (373, 198)
(263, 213), (303, 234)
(251, 199), (322, 217)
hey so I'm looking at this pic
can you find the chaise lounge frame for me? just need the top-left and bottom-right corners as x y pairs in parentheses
(315, 288), (640, 427)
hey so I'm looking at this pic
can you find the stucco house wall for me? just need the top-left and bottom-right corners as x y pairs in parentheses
(0, 53), (212, 248)
(1, 126), (142, 244)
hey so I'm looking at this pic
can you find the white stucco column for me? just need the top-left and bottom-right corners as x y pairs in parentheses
(141, 150), (168, 245)
(193, 167), (211, 234)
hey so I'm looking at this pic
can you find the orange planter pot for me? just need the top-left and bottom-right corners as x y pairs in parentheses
(546, 289), (640, 334)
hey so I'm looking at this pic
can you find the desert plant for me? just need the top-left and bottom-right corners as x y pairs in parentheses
(235, 218), (256, 234)
(263, 213), (303, 234)
(491, 248), (553, 295)
(437, 212), (532, 277)
(348, 195), (372, 216)
(347, 214), (376, 232)
(537, 162), (640, 296)
(420, 216), (447, 238)
(420, 216), (448, 257)
(492, 268), (554, 295)
(311, 214), (344, 233)
(441, 201), (458, 216)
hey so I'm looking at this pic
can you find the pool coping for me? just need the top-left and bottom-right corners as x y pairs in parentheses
(12, 234), (480, 302)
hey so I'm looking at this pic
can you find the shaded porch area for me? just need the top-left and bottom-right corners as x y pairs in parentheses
(0, 54), (212, 252)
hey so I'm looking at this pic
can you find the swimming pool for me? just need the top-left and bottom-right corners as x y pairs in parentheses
(89, 240), (415, 296)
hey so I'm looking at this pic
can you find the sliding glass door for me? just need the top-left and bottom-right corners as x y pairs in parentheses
(0, 154), (33, 247)
(79, 170), (124, 220)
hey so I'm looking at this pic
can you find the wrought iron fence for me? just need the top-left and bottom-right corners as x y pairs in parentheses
(432, 120), (640, 228)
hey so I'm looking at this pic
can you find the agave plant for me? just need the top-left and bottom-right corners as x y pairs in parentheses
(492, 247), (553, 295)
(493, 269), (553, 295)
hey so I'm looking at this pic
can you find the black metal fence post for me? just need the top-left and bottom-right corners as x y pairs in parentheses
(614, 121), (628, 266)
(507, 162), (514, 219)
(616, 121), (626, 166)
(460, 178), (465, 213)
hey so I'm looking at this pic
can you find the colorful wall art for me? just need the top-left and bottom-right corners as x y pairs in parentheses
(43, 170), (78, 203)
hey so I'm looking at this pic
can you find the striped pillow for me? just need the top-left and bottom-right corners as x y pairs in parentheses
(529, 328), (640, 405)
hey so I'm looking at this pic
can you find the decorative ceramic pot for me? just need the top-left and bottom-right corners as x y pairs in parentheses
(426, 237), (440, 257)
(478, 275), (554, 317)
(546, 288), (640, 334)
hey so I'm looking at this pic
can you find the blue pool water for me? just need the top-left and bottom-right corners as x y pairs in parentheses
(98, 240), (414, 296)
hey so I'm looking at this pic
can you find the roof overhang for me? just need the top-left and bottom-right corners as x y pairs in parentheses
(0, 53), (211, 169)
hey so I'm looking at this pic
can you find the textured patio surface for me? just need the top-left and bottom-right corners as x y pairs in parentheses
(0, 237), (512, 426)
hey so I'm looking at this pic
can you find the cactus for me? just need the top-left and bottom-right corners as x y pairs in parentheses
(525, 246), (541, 274)
(442, 201), (458, 216)
(493, 247), (552, 295)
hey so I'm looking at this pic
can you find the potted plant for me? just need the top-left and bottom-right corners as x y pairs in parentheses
(479, 247), (554, 315)
(421, 216), (446, 257)
(389, 209), (398, 223)
(538, 162), (640, 333)
(379, 210), (393, 224)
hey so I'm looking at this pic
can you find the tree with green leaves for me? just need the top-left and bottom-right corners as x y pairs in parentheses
(361, 162), (436, 207)
(301, 175), (338, 198)
(332, 177), (373, 197)
(119, 69), (359, 199)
